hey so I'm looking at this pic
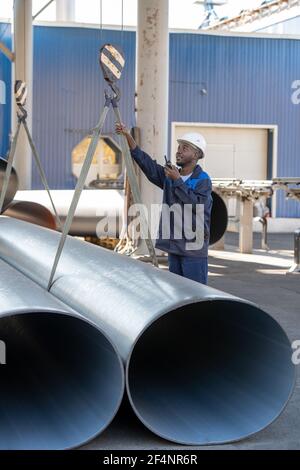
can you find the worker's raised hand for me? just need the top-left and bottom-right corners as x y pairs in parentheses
(115, 122), (130, 136)
(164, 164), (181, 181)
(115, 123), (137, 151)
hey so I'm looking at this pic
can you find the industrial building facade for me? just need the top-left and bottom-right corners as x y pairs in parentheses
(0, 22), (300, 217)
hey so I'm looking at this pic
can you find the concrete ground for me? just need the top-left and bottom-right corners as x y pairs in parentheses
(82, 232), (300, 450)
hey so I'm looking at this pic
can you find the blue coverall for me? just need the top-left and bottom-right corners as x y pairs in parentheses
(130, 146), (213, 284)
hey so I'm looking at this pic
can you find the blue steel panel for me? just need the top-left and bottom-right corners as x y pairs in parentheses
(33, 26), (136, 189)
(169, 32), (300, 218)
(0, 22), (11, 158)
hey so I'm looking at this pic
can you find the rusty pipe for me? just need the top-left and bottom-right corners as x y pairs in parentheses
(4, 200), (57, 230)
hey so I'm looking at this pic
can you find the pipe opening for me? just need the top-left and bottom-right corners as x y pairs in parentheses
(210, 192), (228, 245)
(127, 300), (295, 445)
(0, 313), (124, 449)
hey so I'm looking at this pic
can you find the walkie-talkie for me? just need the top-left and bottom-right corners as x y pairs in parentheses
(164, 155), (172, 169)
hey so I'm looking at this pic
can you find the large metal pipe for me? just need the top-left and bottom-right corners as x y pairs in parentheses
(4, 200), (57, 230)
(0, 257), (124, 449)
(15, 189), (124, 236)
(0, 217), (294, 445)
(0, 157), (19, 213)
(14, 189), (228, 244)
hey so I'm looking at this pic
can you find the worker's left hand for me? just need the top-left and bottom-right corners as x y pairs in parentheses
(164, 165), (181, 181)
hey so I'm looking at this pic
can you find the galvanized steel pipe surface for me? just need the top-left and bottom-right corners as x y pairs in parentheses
(0, 217), (294, 445)
(0, 257), (124, 449)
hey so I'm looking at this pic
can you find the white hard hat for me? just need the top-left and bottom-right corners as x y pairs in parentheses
(177, 132), (207, 155)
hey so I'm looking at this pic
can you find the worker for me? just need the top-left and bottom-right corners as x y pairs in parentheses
(115, 124), (212, 285)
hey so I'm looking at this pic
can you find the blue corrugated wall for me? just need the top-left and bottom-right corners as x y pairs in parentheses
(0, 22), (11, 158)
(169, 33), (300, 218)
(0, 25), (299, 216)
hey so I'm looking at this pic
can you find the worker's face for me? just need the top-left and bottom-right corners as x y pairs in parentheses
(176, 143), (198, 167)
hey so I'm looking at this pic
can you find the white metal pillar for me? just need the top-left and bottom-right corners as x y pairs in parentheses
(13, 0), (33, 189)
(56, 0), (75, 22)
(239, 199), (254, 253)
(136, 0), (169, 254)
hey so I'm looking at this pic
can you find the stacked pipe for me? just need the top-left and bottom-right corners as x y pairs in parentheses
(12, 189), (227, 244)
(0, 217), (295, 447)
(1, 149), (228, 241)
(0, 157), (57, 230)
(0, 257), (124, 449)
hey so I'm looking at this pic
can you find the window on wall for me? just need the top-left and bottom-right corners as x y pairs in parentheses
(2, 0), (298, 34)
(32, 0), (56, 21)
(0, 1), (56, 22)
(75, 0), (137, 26)
(0, 0), (13, 20)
